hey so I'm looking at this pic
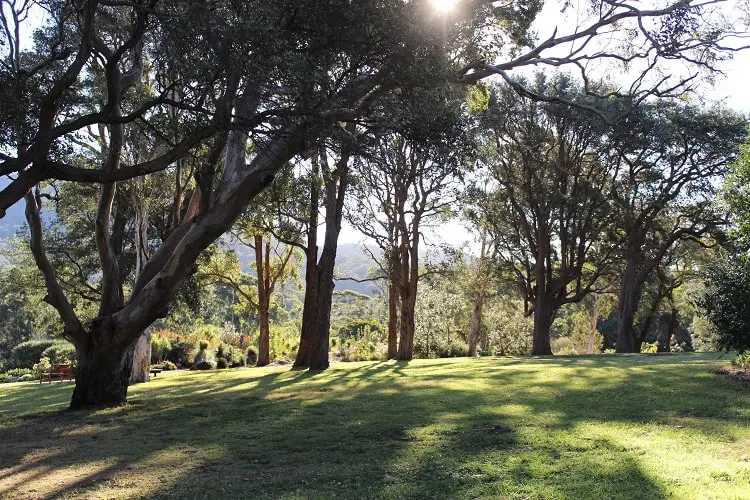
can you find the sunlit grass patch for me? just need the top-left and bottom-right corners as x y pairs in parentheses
(0, 353), (748, 499)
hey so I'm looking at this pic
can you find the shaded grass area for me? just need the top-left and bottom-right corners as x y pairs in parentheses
(1, 353), (749, 499)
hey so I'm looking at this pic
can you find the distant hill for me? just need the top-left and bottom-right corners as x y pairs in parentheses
(232, 241), (383, 296)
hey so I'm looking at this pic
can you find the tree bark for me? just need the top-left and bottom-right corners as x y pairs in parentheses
(586, 293), (601, 355)
(295, 141), (352, 370)
(468, 290), (485, 357)
(531, 300), (554, 355)
(387, 276), (399, 359)
(71, 334), (136, 409)
(660, 290), (678, 352)
(616, 257), (643, 353)
(130, 184), (151, 383)
(256, 235), (271, 367)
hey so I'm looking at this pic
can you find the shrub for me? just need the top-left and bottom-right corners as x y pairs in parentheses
(151, 334), (173, 364)
(33, 357), (52, 378)
(168, 342), (194, 367)
(192, 359), (215, 370)
(154, 360), (177, 371)
(216, 357), (229, 369)
(246, 346), (258, 366)
(0, 373), (12, 383)
(199, 340), (210, 351)
(10, 340), (58, 369)
(641, 342), (659, 354)
(5, 368), (32, 378)
(42, 342), (76, 365)
(732, 352), (750, 369)
(699, 256), (750, 354)
(434, 341), (469, 358)
(338, 319), (384, 341)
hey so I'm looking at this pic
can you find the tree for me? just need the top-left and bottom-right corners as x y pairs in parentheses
(2, 0), (745, 407)
(475, 76), (617, 355)
(607, 102), (747, 352)
(200, 234), (301, 367)
(699, 255), (750, 354)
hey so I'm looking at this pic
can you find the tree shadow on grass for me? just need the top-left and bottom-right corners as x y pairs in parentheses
(0, 354), (746, 499)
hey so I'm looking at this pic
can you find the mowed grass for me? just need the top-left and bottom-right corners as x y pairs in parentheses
(0, 354), (749, 499)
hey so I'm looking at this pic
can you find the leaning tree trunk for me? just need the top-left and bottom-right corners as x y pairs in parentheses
(129, 182), (151, 383)
(468, 289), (485, 357)
(531, 300), (554, 356)
(71, 333), (136, 409)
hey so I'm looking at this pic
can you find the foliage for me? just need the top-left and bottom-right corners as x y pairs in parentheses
(268, 324), (298, 363)
(153, 361), (177, 371)
(337, 319), (384, 341)
(192, 360), (215, 371)
(246, 347), (258, 366)
(32, 358), (51, 378)
(41, 343), (76, 365)
(641, 342), (659, 354)
(150, 332), (173, 364)
(10, 340), (60, 369)
(216, 358), (229, 369)
(168, 342), (195, 368)
(698, 256), (750, 353)
(732, 352), (750, 369)
(484, 299), (533, 356)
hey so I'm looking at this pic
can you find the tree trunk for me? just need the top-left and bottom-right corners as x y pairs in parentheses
(616, 258), (642, 353)
(71, 336), (135, 409)
(294, 142), (351, 370)
(586, 293), (601, 355)
(387, 276), (399, 359)
(129, 330), (151, 383)
(258, 305), (271, 366)
(256, 235), (271, 367)
(468, 290), (485, 357)
(660, 291), (678, 352)
(531, 300), (554, 355)
(295, 250), (337, 370)
(129, 183), (151, 383)
(397, 301), (415, 361)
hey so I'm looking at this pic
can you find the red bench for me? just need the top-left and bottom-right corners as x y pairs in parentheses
(40, 364), (74, 384)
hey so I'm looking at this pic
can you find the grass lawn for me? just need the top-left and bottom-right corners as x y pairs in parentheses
(0, 353), (749, 499)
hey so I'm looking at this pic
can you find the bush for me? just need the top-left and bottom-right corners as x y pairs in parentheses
(337, 319), (384, 341)
(246, 347), (258, 366)
(10, 340), (58, 369)
(192, 359), (215, 370)
(699, 256), (750, 354)
(33, 357), (51, 378)
(216, 357), (228, 369)
(641, 342), (659, 354)
(154, 360), (177, 371)
(168, 342), (194, 367)
(42, 342), (76, 365)
(151, 334), (173, 364)
(732, 352), (750, 369)
(434, 341), (469, 358)
(199, 340), (210, 351)
(0, 373), (12, 383)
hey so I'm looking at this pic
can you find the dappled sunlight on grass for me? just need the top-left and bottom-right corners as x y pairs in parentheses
(0, 353), (748, 498)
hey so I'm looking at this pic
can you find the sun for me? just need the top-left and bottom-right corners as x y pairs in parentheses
(431, 0), (457, 13)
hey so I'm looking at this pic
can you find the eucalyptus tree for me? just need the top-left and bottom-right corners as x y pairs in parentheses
(0, 0), (746, 407)
(607, 102), (747, 352)
(475, 76), (618, 355)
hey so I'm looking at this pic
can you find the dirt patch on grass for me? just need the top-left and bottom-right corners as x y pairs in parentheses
(712, 367), (750, 385)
